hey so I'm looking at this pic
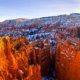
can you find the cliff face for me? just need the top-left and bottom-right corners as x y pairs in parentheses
(0, 37), (52, 80)
(0, 37), (41, 80)
(31, 39), (52, 76)
(55, 39), (80, 80)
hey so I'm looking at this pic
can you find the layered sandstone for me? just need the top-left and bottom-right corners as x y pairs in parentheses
(0, 37), (52, 80)
(55, 39), (80, 80)
(0, 37), (41, 80)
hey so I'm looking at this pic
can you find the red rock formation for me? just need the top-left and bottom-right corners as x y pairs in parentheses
(0, 37), (41, 80)
(31, 39), (52, 76)
(0, 37), (52, 80)
(55, 39), (80, 80)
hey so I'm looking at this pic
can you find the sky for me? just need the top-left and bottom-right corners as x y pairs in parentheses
(0, 0), (80, 21)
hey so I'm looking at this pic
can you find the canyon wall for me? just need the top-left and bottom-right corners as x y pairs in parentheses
(55, 39), (80, 80)
(0, 37), (52, 80)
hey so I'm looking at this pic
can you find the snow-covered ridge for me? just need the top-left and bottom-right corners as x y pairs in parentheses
(1, 13), (80, 28)
(0, 13), (80, 40)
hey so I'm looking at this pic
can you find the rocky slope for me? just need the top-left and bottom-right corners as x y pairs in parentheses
(0, 13), (80, 80)
(0, 13), (80, 39)
(0, 36), (54, 80)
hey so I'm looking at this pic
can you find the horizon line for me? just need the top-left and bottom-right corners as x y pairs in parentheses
(0, 12), (80, 22)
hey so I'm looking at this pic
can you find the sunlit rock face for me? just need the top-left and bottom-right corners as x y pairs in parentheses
(0, 37), (41, 80)
(55, 39), (80, 80)
(0, 37), (52, 80)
